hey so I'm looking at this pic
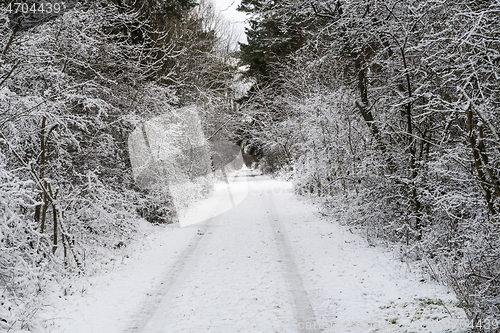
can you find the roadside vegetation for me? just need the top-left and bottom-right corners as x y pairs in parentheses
(1, 0), (240, 329)
(235, 0), (500, 329)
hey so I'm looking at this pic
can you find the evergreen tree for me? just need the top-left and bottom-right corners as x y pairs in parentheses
(237, 0), (310, 79)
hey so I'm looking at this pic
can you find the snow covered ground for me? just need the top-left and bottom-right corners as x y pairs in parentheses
(40, 169), (467, 333)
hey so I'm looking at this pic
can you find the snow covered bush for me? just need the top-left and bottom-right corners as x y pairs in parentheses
(0, 150), (52, 330)
(0, 0), (238, 328)
(236, 0), (500, 328)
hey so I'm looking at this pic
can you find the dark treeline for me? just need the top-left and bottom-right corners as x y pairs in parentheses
(236, 0), (500, 327)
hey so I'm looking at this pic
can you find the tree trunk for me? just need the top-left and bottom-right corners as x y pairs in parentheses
(467, 106), (496, 216)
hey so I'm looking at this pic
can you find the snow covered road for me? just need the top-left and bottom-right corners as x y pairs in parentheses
(128, 170), (318, 333)
(44, 170), (466, 333)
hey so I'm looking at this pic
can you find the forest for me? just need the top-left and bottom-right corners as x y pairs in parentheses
(0, 0), (239, 329)
(236, 0), (500, 328)
(1, 0), (499, 331)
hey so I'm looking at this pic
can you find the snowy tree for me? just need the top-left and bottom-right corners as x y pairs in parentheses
(236, 0), (500, 325)
(0, 0), (242, 327)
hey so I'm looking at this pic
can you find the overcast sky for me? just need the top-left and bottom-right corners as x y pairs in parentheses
(212, 0), (248, 45)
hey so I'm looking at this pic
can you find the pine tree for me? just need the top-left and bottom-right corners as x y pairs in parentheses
(237, 0), (310, 80)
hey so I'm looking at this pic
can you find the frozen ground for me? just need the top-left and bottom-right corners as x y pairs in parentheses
(40, 169), (467, 333)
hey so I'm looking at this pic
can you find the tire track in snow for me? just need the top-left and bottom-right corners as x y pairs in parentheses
(125, 224), (209, 333)
(127, 170), (321, 332)
(125, 187), (232, 333)
(264, 190), (322, 333)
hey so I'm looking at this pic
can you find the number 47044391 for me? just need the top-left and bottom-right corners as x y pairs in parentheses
(6, 2), (65, 14)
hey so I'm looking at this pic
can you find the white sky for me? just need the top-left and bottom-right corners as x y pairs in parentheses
(212, 0), (248, 44)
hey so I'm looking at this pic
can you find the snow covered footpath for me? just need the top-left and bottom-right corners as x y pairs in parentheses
(40, 169), (467, 333)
